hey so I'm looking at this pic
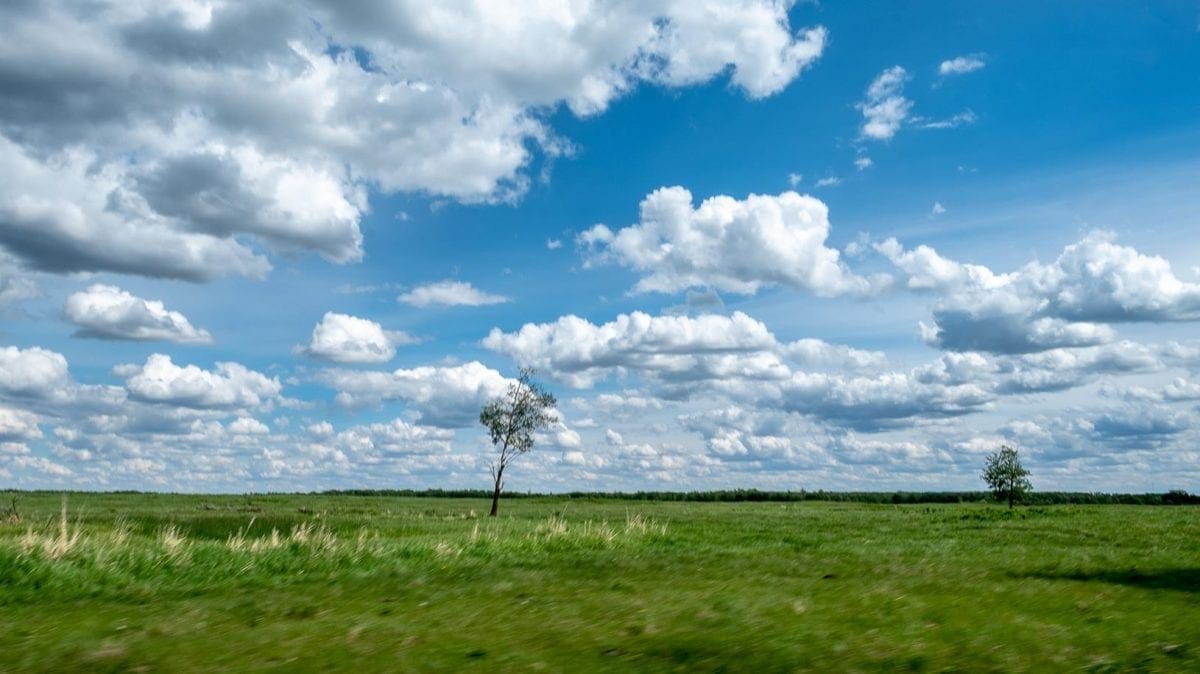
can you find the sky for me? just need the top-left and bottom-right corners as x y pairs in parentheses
(1, 1), (1199, 493)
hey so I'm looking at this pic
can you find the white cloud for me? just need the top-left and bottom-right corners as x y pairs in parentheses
(815, 176), (842, 187)
(306, 421), (335, 438)
(859, 66), (911, 140)
(64, 284), (212, 344)
(781, 369), (993, 430)
(0, 137), (271, 281)
(938, 55), (986, 76)
(877, 232), (1200, 353)
(1107, 377), (1200, 404)
(119, 354), (282, 410)
(784, 339), (887, 371)
(589, 393), (668, 415)
(679, 407), (804, 462)
(578, 186), (876, 297)
(9, 455), (72, 478)
(0, 345), (72, 399)
(996, 342), (1162, 393)
(398, 281), (510, 307)
(546, 238), (563, 250)
(228, 417), (270, 435)
(0, 1), (826, 281)
(854, 157), (873, 170)
(0, 405), (41, 440)
(931, 202), (946, 215)
(331, 419), (455, 456)
(299, 312), (415, 364)
(919, 110), (977, 130)
(484, 311), (781, 387)
(484, 310), (883, 389)
(788, 172), (803, 187)
(320, 361), (511, 428)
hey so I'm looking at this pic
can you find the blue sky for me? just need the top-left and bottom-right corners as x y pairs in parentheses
(1, 1), (1199, 492)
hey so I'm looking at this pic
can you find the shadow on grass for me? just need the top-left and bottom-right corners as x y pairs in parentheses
(1015, 568), (1200, 594)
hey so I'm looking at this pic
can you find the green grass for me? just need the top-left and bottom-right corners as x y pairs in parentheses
(1, 492), (1197, 672)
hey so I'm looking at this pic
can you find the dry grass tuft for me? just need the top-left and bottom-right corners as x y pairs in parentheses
(525, 513), (667, 546)
(624, 511), (668, 536)
(160, 525), (187, 558)
(225, 521), (340, 554)
(19, 499), (83, 559)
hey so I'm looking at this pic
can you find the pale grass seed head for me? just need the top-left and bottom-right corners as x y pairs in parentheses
(159, 525), (187, 558)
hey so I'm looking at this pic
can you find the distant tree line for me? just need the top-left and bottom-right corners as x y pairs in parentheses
(6, 488), (1196, 505)
(313, 488), (1200, 505)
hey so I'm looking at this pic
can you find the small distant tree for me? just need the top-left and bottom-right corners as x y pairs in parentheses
(982, 444), (1031, 508)
(479, 368), (557, 517)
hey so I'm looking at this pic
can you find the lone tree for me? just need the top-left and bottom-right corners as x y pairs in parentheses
(479, 368), (557, 517)
(982, 444), (1031, 508)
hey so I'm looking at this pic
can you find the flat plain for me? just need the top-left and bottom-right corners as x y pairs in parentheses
(0, 492), (1197, 672)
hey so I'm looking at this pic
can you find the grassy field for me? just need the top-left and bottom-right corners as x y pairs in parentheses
(0, 492), (1197, 672)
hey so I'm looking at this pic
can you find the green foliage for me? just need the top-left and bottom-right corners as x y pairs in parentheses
(982, 444), (1032, 508)
(0, 493), (1198, 671)
(479, 367), (557, 457)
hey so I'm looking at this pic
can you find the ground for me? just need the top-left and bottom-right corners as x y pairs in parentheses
(0, 492), (1197, 672)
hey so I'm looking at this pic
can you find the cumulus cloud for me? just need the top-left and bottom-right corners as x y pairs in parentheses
(588, 393), (668, 416)
(784, 339), (888, 370)
(485, 311), (779, 387)
(64, 284), (212, 344)
(0, 137), (271, 281)
(0, 345), (72, 399)
(0, 1), (826, 281)
(878, 231), (1200, 354)
(320, 361), (511, 428)
(939, 55), (986, 76)
(0, 405), (41, 440)
(780, 370), (993, 430)
(228, 417), (270, 435)
(993, 342), (1163, 394)
(398, 281), (509, 308)
(1106, 377), (1200, 404)
(330, 419), (455, 456)
(484, 310), (884, 388)
(859, 66), (911, 140)
(578, 187), (876, 297)
(118, 354), (281, 410)
(1007, 405), (1198, 456)
(679, 406), (802, 461)
(299, 312), (416, 364)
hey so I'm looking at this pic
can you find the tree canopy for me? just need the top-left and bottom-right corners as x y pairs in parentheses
(982, 445), (1032, 508)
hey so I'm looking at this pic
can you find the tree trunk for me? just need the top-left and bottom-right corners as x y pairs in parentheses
(1007, 477), (1014, 509)
(489, 464), (504, 517)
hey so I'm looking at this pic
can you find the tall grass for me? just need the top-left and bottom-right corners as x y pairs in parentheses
(1, 506), (669, 598)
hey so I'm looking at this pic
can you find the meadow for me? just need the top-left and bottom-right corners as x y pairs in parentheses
(0, 491), (1197, 672)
